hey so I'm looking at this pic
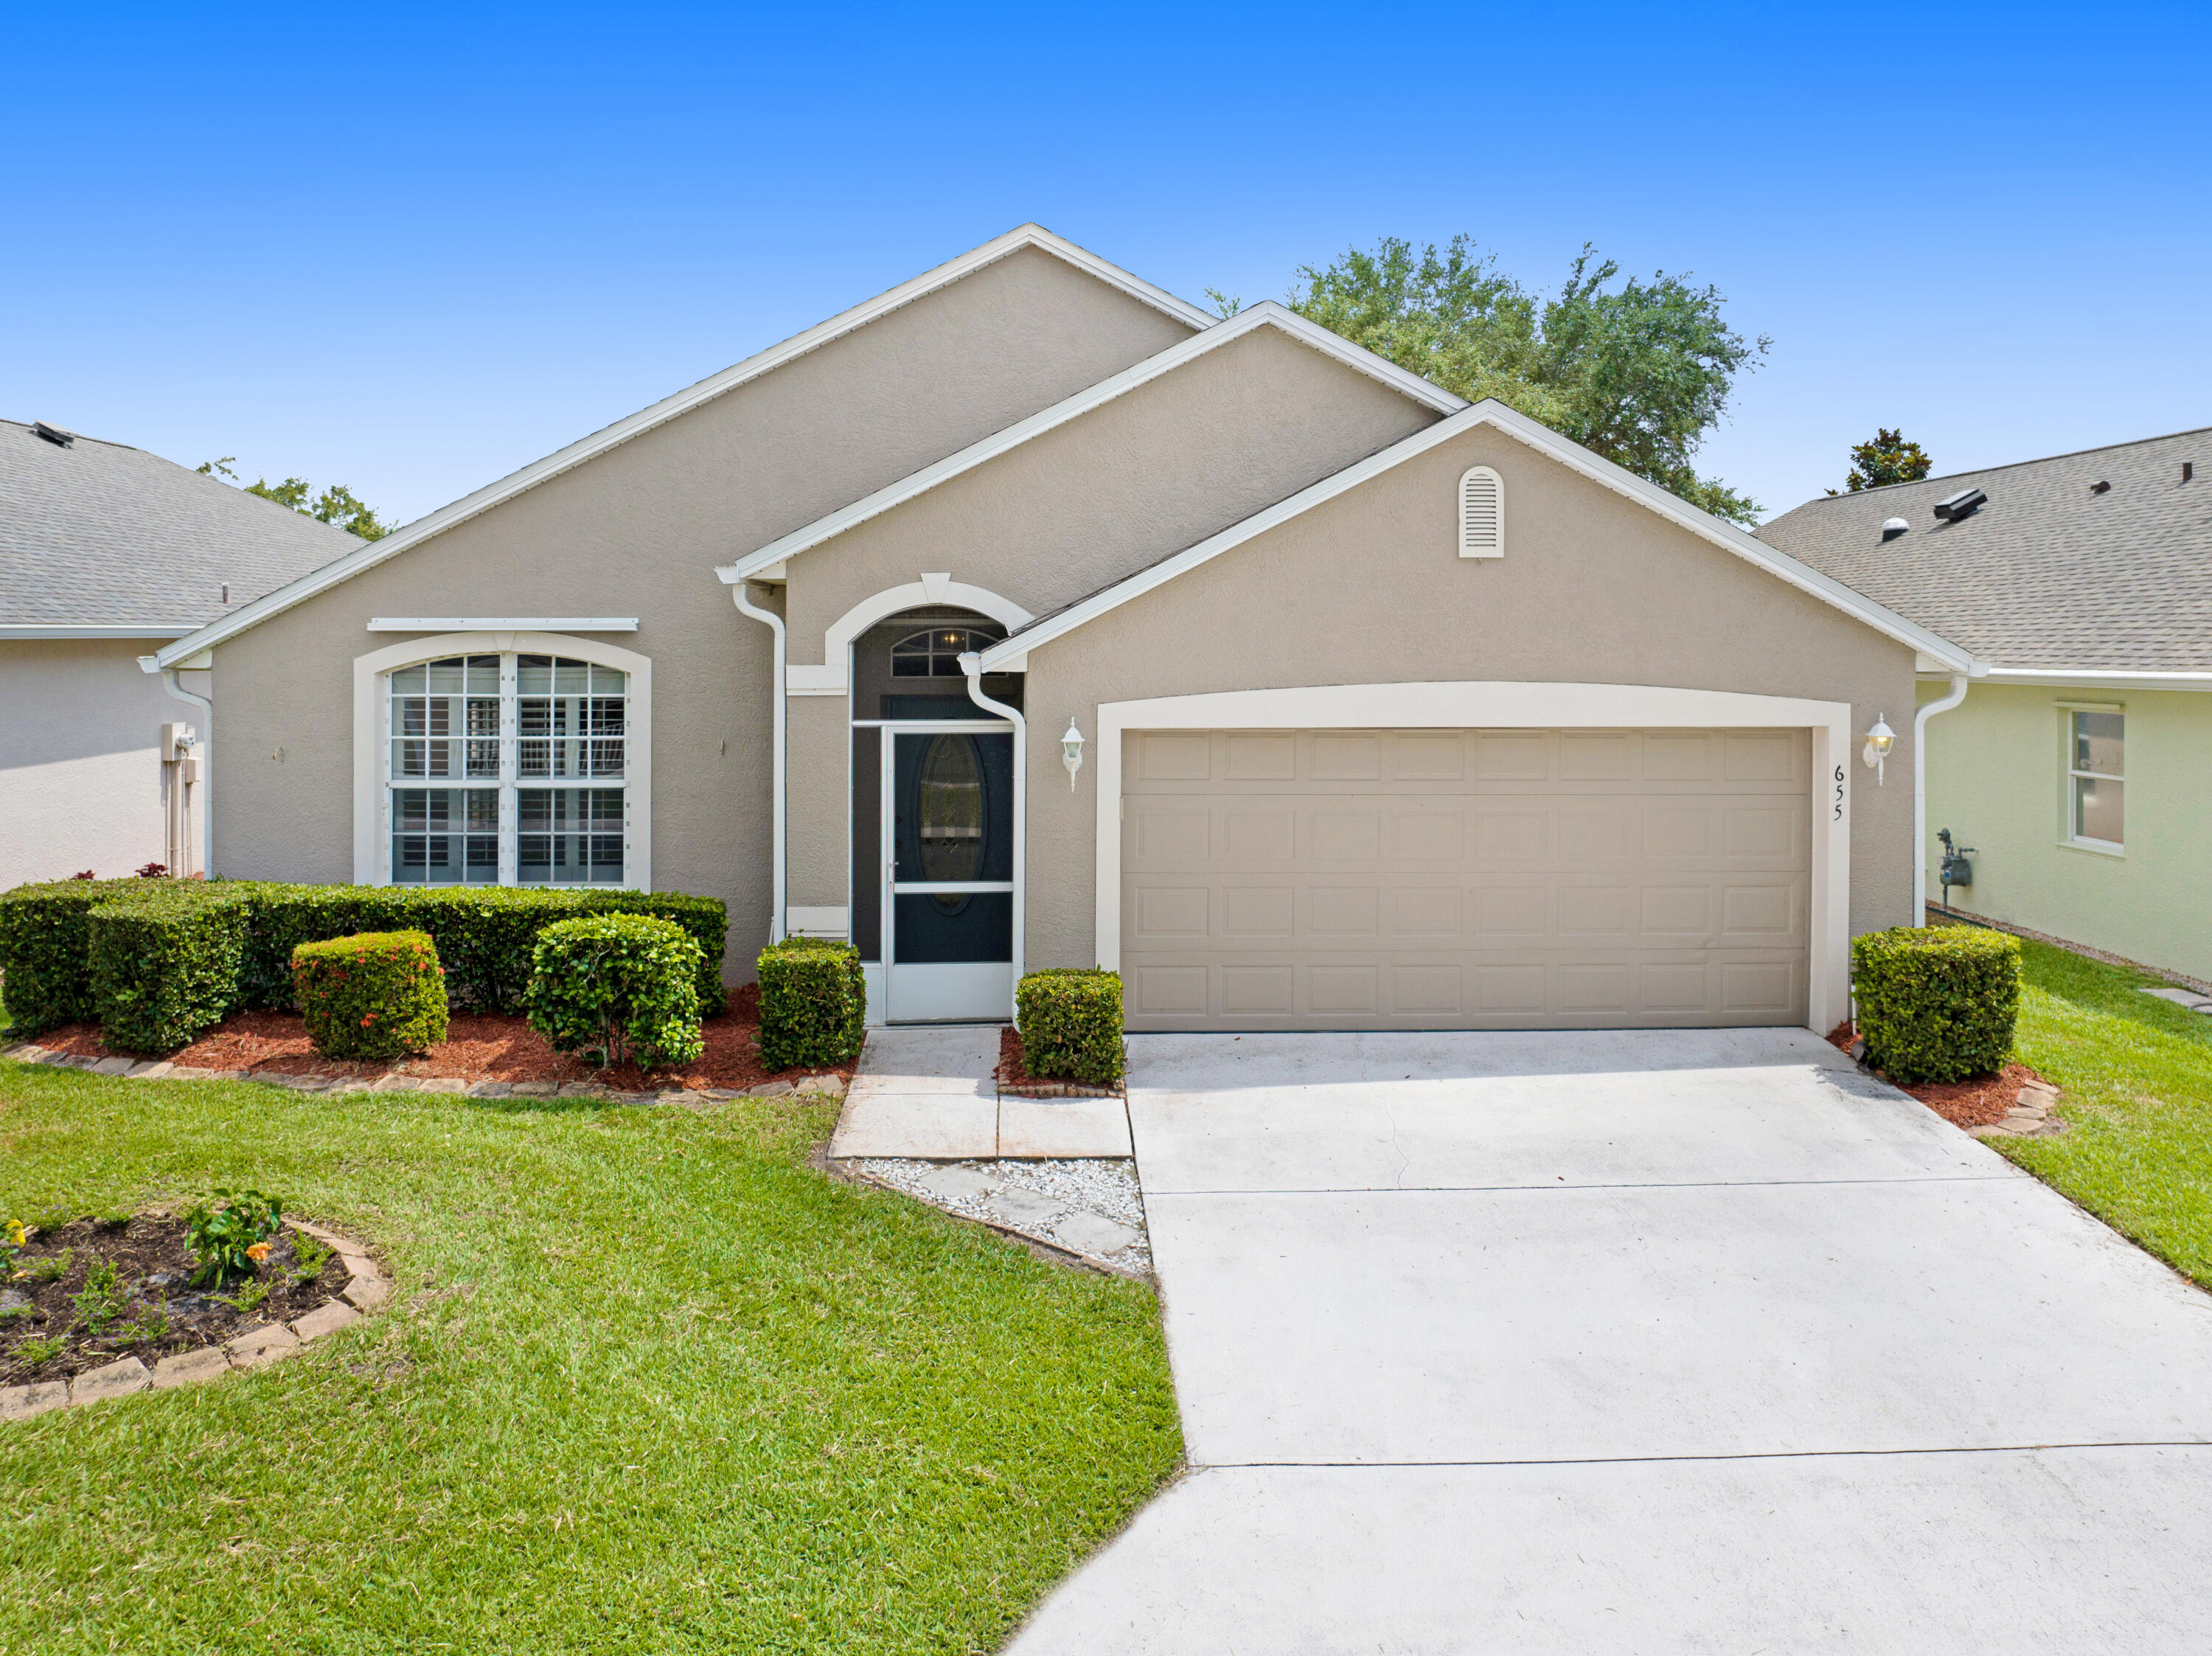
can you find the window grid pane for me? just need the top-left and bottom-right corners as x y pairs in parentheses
(2069, 712), (2125, 844)
(389, 655), (627, 887)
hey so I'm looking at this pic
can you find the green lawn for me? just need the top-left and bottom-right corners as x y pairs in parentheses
(1999, 937), (2212, 1291)
(0, 1062), (1180, 1653)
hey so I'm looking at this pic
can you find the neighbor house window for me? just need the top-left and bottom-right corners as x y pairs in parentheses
(2068, 710), (2124, 848)
(385, 653), (630, 885)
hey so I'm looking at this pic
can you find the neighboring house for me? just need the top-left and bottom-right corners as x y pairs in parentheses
(1759, 428), (2212, 980)
(0, 420), (358, 888)
(145, 225), (1975, 1032)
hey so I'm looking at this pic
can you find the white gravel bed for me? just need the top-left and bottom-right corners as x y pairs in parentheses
(856, 1156), (1150, 1273)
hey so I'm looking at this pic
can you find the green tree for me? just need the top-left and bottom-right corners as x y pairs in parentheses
(1259, 235), (1769, 524)
(1829, 428), (1932, 494)
(197, 457), (389, 540)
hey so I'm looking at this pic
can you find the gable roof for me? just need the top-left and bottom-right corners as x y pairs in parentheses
(1756, 426), (2212, 672)
(714, 302), (1466, 585)
(973, 399), (1978, 674)
(151, 224), (1211, 669)
(0, 419), (358, 638)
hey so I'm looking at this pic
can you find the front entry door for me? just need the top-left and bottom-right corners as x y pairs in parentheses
(883, 723), (1014, 1020)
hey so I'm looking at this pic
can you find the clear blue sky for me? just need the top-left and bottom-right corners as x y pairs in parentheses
(7, 3), (2207, 527)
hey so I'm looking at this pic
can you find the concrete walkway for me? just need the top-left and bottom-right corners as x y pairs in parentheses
(1008, 1029), (2212, 1653)
(826, 1026), (1131, 1160)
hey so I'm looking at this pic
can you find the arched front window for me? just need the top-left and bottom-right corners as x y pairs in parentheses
(383, 650), (631, 886)
(890, 625), (1002, 678)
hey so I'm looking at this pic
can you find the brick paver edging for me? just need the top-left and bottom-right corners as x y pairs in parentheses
(0, 1042), (846, 1104)
(1, 1219), (391, 1424)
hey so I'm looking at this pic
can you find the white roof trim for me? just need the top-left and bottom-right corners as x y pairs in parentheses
(715, 302), (1467, 585)
(153, 224), (1210, 670)
(1, 624), (198, 640)
(366, 616), (639, 633)
(976, 399), (1979, 675)
(1971, 667), (2212, 689)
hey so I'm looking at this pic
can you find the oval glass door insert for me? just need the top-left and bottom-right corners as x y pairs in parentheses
(918, 734), (987, 909)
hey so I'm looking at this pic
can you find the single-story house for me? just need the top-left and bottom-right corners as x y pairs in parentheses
(0, 419), (356, 888)
(145, 225), (1979, 1032)
(1760, 427), (2212, 981)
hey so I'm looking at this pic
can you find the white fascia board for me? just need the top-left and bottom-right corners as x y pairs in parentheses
(978, 401), (1980, 675)
(153, 225), (1209, 672)
(1, 624), (198, 640)
(366, 616), (639, 633)
(1972, 667), (2212, 690)
(714, 303), (1468, 585)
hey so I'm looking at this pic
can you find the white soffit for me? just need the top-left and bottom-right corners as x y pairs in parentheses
(976, 400), (1980, 675)
(714, 303), (1468, 585)
(1, 624), (197, 640)
(152, 224), (1210, 672)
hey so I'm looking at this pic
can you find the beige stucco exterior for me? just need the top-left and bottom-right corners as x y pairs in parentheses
(172, 229), (1934, 1026)
(203, 246), (1195, 973)
(1015, 426), (1920, 972)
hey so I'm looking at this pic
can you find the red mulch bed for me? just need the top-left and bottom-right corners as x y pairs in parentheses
(1824, 1020), (2042, 1130)
(36, 983), (852, 1095)
(995, 1026), (1120, 1096)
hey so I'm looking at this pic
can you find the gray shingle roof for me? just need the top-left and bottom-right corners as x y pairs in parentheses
(1756, 427), (2212, 671)
(0, 419), (360, 632)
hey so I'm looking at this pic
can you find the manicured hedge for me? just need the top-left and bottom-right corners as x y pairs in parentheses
(88, 886), (253, 1054)
(234, 886), (727, 1014)
(524, 914), (703, 1070)
(1015, 968), (1125, 1085)
(0, 877), (152, 1035)
(757, 938), (866, 1071)
(1851, 924), (2022, 1085)
(293, 930), (451, 1061)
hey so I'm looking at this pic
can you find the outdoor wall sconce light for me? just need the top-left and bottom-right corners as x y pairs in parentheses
(1862, 714), (1896, 784)
(1062, 719), (1085, 790)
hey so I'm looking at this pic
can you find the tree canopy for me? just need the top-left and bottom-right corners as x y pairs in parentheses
(197, 457), (389, 540)
(1829, 428), (1933, 494)
(1218, 235), (1769, 525)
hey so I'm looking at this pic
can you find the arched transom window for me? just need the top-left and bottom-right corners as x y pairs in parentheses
(891, 625), (1002, 678)
(384, 652), (630, 885)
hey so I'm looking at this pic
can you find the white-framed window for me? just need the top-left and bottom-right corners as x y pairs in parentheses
(1458, 465), (1504, 559)
(890, 625), (1003, 678)
(2067, 709), (2124, 849)
(356, 633), (650, 888)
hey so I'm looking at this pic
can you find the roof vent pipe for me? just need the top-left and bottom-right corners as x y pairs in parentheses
(33, 422), (74, 448)
(1880, 517), (1910, 540)
(1933, 487), (1986, 521)
(2090, 481), (2111, 495)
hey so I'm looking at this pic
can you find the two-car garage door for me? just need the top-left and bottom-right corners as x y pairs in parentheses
(1120, 727), (1810, 1031)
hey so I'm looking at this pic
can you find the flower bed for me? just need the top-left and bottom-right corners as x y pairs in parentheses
(2, 1211), (344, 1385)
(26, 983), (852, 1095)
(997, 1026), (1121, 1099)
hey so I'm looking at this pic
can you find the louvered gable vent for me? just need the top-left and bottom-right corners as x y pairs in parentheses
(1458, 465), (1503, 559)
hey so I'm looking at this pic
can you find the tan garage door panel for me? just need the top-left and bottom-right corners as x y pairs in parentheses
(1121, 728), (1809, 1030)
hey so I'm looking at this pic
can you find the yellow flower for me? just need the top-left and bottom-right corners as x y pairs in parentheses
(246, 1242), (272, 1263)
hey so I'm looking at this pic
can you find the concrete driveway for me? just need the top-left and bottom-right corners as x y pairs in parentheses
(1008, 1029), (2212, 1653)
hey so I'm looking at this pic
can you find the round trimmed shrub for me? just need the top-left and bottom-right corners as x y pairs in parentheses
(1851, 924), (2021, 1084)
(524, 914), (704, 1071)
(292, 930), (451, 1061)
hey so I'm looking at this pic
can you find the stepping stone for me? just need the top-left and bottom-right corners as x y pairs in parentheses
(989, 1189), (1070, 1231)
(71, 1357), (153, 1403)
(915, 1165), (996, 1204)
(1, 1381), (69, 1421)
(2140, 987), (2212, 1011)
(1049, 1210), (1142, 1258)
(151, 1348), (231, 1389)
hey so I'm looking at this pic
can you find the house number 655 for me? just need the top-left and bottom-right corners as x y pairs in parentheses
(1833, 763), (1846, 820)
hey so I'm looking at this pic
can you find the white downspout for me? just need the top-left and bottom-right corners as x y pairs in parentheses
(960, 653), (1024, 1017)
(1913, 673), (1970, 924)
(143, 658), (214, 877)
(730, 585), (787, 943)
